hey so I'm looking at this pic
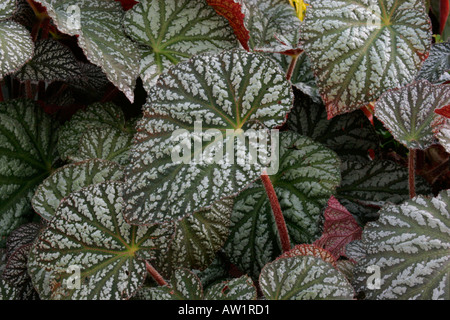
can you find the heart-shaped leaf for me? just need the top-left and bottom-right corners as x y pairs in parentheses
(301, 0), (432, 118)
(336, 160), (431, 225)
(224, 131), (341, 279)
(204, 275), (257, 300)
(32, 159), (124, 222)
(260, 255), (354, 300)
(57, 102), (132, 161)
(375, 80), (450, 150)
(167, 198), (234, 271)
(0, 99), (58, 239)
(313, 196), (362, 259)
(287, 90), (379, 161)
(34, 0), (141, 102)
(14, 39), (81, 83)
(416, 41), (450, 83)
(353, 190), (450, 300)
(123, 0), (237, 92)
(124, 49), (293, 225)
(0, 20), (34, 79)
(71, 126), (133, 165)
(28, 181), (172, 300)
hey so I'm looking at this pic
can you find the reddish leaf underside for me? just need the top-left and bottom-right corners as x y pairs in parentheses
(314, 196), (362, 259)
(206, 0), (250, 51)
(277, 244), (337, 267)
(435, 105), (450, 118)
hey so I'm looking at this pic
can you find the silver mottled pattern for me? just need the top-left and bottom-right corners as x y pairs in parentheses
(204, 275), (257, 300)
(15, 39), (81, 83)
(0, 99), (58, 239)
(353, 190), (450, 300)
(260, 255), (354, 300)
(6, 222), (42, 257)
(301, 0), (432, 118)
(124, 49), (293, 225)
(0, 20), (34, 79)
(124, 0), (237, 93)
(32, 159), (124, 221)
(28, 181), (172, 300)
(34, 0), (141, 102)
(416, 42), (450, 84)
(375, 80), (450, 150)
(225, 131), (341, 279)
(0, 0), (16, 20)
(146, 268), (204, 300)
(435, 119), (450, 154)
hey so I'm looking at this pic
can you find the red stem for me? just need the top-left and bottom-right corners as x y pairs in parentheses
(409, 149), (417, 199)
(261, 171), (291, 252)
(286, 54), (300, 82)
(25, 81), (33, 100)
(145, 261), (168, 287)
(41, 18), (51, 39)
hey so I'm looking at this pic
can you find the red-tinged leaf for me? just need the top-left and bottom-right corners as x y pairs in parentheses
(115, 0), (138, 11)
(314, 196), (363, 259)
(206, 0), (250, 51)
(277, 244), (337, 267)
(361, 103), (375, 126)
(435, 104), (450, 118)
(440, 0), (449, 34)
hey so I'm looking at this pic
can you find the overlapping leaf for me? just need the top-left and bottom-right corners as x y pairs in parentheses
(34, 0), (141, 102)
(3, 244), (36, 298)
(168, 198), (234, 271)
(353, 190), (450, 300)
(0, 99), (58, 239)
(225, 131), (341, 279)
(287, 91), (379, 161)
(124, 49), (293, 225)
(0, 20), (34, 79)
(146, 268), (203, 300)
(375, 80), (450, 150)
(32, 159), (124, 221)
(71, 127), (133, 165)
(6, 222), (42, 257)
(0, 277), (18, 300)
(301, 0), (432, 118)
(28, 182), (172, 300)
(0, 0), (16, 20)
(259, 255), (354, 300)
(337, 160), (430, 224)
(313, 196), (362, 259)
(434, 118), (450, 153)
(277, 244), (337, 267)
(204, 275), (257, 300)
(15, 39), (81, 83)
(417, 41), (450, 83)
(123, 0), (237, 92)
(57, 102), (132, 161)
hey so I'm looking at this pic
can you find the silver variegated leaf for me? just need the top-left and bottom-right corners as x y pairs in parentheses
(32, 159), (124, 222)
(353, 190), (450, 300)
(0, 278), (18, 300)
(57, 102), (131, 161)
(3, 244), (33, 291)
(193, 254), (229, 288)
(34, 0), (141, 102)
(375, 80), (450, 150)
(0, 20), (34, 79)
(435, 118), (450, 154)
(204, 275), (257, 300)
(28, 181), (172, 300)
(123, 0), (237, 92)
(337, 160), (431, 225)
(0, 0), (16, 20)
(287, 92), (378, 161)
(0, 99), (58, 239)
(146, 268), (203, 300)
(169, 198), (233, 271)
(15, 39), (81, 83)
(416, 42), (450, 83)
(259, 255), (354, 300)
(70, 127), (133, 165)
(301, 0), (432, 118)
(225, 131), (341, 279)
(124, 49), (293, 225)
